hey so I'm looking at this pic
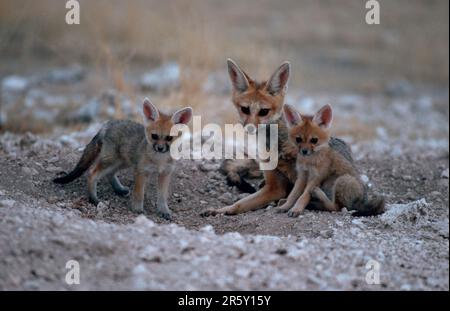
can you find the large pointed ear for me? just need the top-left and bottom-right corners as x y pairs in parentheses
(143, 97), (159, 123)
(283, 104), (302, 128)
(227, 58), (250, 93)
(266, 61), (290, 95)
(313, 104), (333, 128)
(172, 107), (193, 125)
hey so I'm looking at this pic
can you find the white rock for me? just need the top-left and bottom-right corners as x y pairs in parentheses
(134, 215), (155, 228)
(440, 169), (449, 179)
(0, 199), (16, 208)
(2, 76), (28, 94)
(381, 199), (429, 228)
(200, 225), (215, 234)
(139, 245), (161, 261)
(140, 62), (180, 92)
(360, 174), (370, 185)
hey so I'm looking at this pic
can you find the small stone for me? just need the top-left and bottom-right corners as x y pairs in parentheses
(0, 199), (16, 208)
(134, 215), (155, 227)
(199, 163), (220, 172)
(22, 166), (38, 176)
(46, 165), (62, 173)
(402, 175), (412, 181)
(50, 214), (65, 227)
(440, 169), (449, 179)
(200, 225), (215, 234)
(139, 245), (161, 262)
(360, 174), (370, 185)
(200, 200), (208, 205)
(218, 192), (234, 205)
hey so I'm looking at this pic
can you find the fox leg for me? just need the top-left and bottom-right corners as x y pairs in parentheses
(311, 187), (339, 212)
(201, 170), (288, 216)
(276, 170), (307, 213)
(109, 172), (130, 196)
(287, 178), (322, 217)
(87, 161), (119, 205)
(131, 171), (147, 213)
(156, 166), (174, 220)
(333, 174), (365, 209)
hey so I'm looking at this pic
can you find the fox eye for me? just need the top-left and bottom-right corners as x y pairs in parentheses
(310, 137), (318, 144)
(258, 108), (270, 117)
(151, 134), (159, 140)
(165, 136), (174, 142)
(241, 106), (250, 115)
(296, 137), (303, 143)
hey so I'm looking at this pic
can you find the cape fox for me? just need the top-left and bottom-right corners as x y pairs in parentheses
(53, 98), (193, 220)
(201, 58), (298, 216)
(277, 103), (385, 217)
(202, 59), (361, 217)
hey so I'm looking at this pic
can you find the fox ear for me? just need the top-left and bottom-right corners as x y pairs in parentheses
(266, 61), (290, 96)
(227, 58), (249, 93)
(172, 107), (193, 125)
(283, 104), (302, 128)
(313, 104), (333, 128)
(143, 98), (159, 122)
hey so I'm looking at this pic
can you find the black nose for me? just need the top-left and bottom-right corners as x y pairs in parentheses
(301, 149), (308, 155)
(157, 146), (164, 152)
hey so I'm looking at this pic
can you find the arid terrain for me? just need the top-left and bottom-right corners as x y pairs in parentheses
(0, 0), (448, 290)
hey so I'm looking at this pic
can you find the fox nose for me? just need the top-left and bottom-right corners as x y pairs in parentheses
(157, 145), (165, 152)
(301, 149), (309, 155)
(245, 124), (257, 134)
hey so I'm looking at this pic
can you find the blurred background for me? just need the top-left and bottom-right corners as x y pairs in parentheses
(0, 0), (448, 144)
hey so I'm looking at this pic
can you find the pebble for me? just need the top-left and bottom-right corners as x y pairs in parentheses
(218, 192), (234, 205)
(22, 166), (38, 176)
(0, 199), (16, 208)
(440, 169), (449, 179)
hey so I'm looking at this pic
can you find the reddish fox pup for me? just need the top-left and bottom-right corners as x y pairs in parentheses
(279, 104), (385, 217)
(53, 98), (193, 220)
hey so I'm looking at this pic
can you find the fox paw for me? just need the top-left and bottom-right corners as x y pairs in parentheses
(200, 209), (219, 217)
(287, 208), (303, 218)
(88, 197), (100, 206)
(157, 209), (172, 221)
(274, 199), (290, 213)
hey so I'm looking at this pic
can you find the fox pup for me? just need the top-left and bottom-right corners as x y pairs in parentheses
(53, 98), (193, 220)
(277, 103), (385, 217)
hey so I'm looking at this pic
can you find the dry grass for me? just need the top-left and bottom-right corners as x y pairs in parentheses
(0, 0), (448, 133)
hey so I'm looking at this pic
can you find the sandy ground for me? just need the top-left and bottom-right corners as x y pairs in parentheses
(0, 89), (448, 290)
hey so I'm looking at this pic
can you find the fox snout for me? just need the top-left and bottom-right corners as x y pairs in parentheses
(153, 142), (169, 153)
(300, 148), (312, 156)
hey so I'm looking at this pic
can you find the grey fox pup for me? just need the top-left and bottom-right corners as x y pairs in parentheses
(53, 98), (193, 220)
(277, 103), (385, 217)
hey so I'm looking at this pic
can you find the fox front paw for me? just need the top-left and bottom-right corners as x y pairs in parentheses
(274, 199), (290, 213)
(200, 208), (220, 217)
(156, 209), (172, 221)
(200, 206), (236, 217)
(287, 207), (303, 218)
(131, 201), (144, 214)
(156, 203), (173, 221)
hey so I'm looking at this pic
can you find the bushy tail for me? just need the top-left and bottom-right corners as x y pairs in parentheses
(53, 132), (102, 184)
(351, 196), (385, 217)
